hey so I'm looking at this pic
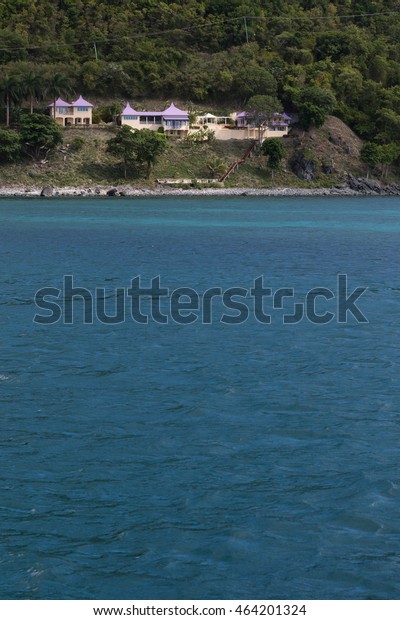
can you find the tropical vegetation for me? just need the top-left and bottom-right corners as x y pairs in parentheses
(0, 1), (399, 178)
(107, 126), (167, 178)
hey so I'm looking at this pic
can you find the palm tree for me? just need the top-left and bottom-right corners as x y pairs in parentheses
(22, 71), (44, 114)
(45, 72), (72, 120)
(207, 155), (226, 179)
(0, 75), (21, 127)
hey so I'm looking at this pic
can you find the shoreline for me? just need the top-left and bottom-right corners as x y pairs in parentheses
(1, 177), (400, 199)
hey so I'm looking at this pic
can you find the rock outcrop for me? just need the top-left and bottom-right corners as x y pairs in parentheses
(291, 152), (316, 181)
(41, 186), (54, 197)
(345, 174), (400, 195)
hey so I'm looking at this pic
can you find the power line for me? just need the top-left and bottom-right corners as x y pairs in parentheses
(246, 11), (400, 21)
(0, 10), (399, 53)
(243, 16), (249, 44)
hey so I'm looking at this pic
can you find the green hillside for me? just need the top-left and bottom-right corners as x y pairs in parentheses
(0, 116), (370, 189)
(0, 1), (400, 181)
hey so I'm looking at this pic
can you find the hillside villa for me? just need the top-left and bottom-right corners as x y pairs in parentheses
(121, 103), (290, 140)
(48, 96), (291, 139)
(49, 95), (93, 126)
(120, 102), (190, 136)
(235, 111), (291, 138)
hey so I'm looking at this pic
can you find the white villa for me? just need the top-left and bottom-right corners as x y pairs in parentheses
(196, 111), (290, 140)
(121, 103), (291, 140)
(48, 94), (291, 139)
(49, 95), (93, 126)
(121, 102), (189, 136)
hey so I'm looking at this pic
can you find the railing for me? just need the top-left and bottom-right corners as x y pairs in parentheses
(164, 123), (189, 130)
(218, 141), (257, 182)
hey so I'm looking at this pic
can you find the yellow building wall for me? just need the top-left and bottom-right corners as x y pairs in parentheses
(121, 119), (153, 130)
(53, 107), (92, 126)
(189, 126), (289, 141)
(71, 108), (92, 125)
(121, 118), (189, 134)
(120, 118), (288, 140)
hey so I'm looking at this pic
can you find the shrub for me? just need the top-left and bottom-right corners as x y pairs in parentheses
(70, 137), (85, 152)
(94, 103), (122, 124)
(0, 128), (21, 163)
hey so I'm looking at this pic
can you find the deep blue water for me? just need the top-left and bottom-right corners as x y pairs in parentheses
(0, 197), (400, 600)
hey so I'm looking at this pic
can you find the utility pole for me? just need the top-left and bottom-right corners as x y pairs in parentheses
(243, 16), (249, 44)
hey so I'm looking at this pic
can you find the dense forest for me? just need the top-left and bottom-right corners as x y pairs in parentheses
(0, 0), (400, 147)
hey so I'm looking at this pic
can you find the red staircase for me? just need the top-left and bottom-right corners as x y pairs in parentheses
(218, 141), (257, 182)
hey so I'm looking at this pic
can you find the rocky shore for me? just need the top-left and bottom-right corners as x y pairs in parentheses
(1, 175), (400, 198)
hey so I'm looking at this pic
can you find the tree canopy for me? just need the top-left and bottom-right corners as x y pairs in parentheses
(19, 113), (63, 160)
(0, 1), (399, 145)
(262, 137), (286, 177)
(107, 125), (138, 178)
(107, 127), (167, 178)
(246, 95), (283, 143)
(129, 129), (168, 178)
(293, 86), (337, 129)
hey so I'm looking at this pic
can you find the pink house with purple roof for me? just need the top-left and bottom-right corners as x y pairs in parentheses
(120, 101), (291, 141)
(48, 95), (93, 126)
(121, 102), (189, 136)
(193, 110), (290, 140)
(234, 111), (290, 139)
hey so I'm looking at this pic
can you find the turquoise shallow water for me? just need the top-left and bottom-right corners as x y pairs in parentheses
(0, 196), (400, 599)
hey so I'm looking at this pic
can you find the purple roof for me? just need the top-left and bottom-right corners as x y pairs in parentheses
(122, 108), (163, 116)
(121, 102), (188, 119)
(237, 110), (289, 126)
(71, 95), (93, 108)
(162, 103), (188, 119)
(238, 111), (286, 118)
(48, 97), (71, 107)
(122, 103), (139, 115)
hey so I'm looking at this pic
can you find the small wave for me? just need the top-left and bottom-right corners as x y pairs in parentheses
(0, 298), (34, 306)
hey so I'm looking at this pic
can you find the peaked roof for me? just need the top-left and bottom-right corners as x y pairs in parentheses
(71, 95), (93, 108)
(121, 101), (189, 119)
(162, 102), (188, 117)
(122, 103), (138, 115)
(122, 103), (161, 116)
(48, 97), (71, 107)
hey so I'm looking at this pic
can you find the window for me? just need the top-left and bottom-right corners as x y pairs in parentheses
(140, 116), (162, 124)
(77, 106), (89, 111)
(165, 120), (187, 129)
(124, 115), (138, 120)
(57, 107), (70, 115)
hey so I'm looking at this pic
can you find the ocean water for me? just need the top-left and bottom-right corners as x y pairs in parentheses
(0, 196), (399, 600)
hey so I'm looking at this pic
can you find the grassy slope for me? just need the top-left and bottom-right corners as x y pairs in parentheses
(0, 116), (372, 188)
